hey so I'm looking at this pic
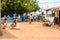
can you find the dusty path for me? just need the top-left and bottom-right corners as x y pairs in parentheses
(0, 22), (60, 40)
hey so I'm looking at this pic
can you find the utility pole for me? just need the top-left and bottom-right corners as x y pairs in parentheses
(0, 0), (1, 21)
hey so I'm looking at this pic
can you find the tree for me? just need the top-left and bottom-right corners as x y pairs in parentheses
(1, 0), (40, 13)
(31, 0), (40, 12)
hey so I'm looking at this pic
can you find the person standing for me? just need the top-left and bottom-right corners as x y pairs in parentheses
(58, 18), (60, 27)
(17, 14), (20, 22)
(7, 15), (10, 23)
(54, 17), (58, 25)
(27, 13), (30, 22)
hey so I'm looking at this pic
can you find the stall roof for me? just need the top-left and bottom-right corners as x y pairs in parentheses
(46, 6), (60, 11)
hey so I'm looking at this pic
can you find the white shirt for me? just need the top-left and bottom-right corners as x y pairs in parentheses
(30, 15), (33, 19)
(18, 16), (20, 18)
(27, 14), (30, 16)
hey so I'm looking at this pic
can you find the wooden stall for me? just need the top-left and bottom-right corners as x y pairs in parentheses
(45, 6), (60, 24)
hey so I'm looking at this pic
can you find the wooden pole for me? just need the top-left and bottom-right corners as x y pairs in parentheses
(0, 1), (3, 36)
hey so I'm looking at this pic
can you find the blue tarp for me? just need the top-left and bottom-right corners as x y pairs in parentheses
(2, 12), (24, 22)
(20, 13), (24, 22)
(8, 17), (14, 22)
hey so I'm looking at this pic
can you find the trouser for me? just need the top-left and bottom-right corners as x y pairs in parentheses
(29, 19), (33, 24)
(10, 22), (16, 29)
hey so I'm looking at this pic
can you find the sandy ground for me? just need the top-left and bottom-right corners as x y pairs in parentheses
(0, 22), (60, 40)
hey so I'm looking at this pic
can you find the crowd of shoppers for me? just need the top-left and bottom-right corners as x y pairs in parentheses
(0, 13), (60, 29)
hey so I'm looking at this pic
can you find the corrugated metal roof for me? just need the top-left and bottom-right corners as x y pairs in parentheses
(46, 6), (60, 11)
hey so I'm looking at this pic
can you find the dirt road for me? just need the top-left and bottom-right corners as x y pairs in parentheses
(0, 22), (60, 40)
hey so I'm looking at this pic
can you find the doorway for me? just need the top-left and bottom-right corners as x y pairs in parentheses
(59, 10), (60, 19)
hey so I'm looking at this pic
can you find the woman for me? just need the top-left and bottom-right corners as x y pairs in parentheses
(2, 16), (7, 29)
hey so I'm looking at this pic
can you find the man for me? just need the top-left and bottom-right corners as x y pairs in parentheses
(29, 14), (33, 24)
(23, 13), (27, 22)
(17, 14), (20, 22)
(10, 18), (17, 29)
(9, 13), (17, 29)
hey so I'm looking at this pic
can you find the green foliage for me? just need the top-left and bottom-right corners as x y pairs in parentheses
(1, 0), (40, 13)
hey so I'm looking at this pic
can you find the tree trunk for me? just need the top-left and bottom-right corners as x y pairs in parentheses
(0, 25), (3, 36)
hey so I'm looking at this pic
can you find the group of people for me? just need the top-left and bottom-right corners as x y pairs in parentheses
(0, 13), (45, 30)
(54, 17), (60, 26)
(43, 16), (60, 28)
(0, 14), (33, 29)
(1, 13), (60, 30)
(0, 15), (17, 29)
(24, 14), (45, 24)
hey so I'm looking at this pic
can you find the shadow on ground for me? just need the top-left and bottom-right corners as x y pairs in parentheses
(10, 28), (20, 30)
(0, 29), (16, 39)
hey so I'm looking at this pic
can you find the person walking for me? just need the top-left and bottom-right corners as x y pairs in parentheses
(2, 16), (7, 29)
(10, 13), (17, 29)
(29, 14), (33, 24)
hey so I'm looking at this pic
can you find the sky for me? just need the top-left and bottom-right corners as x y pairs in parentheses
(37, 0), (60, 9)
